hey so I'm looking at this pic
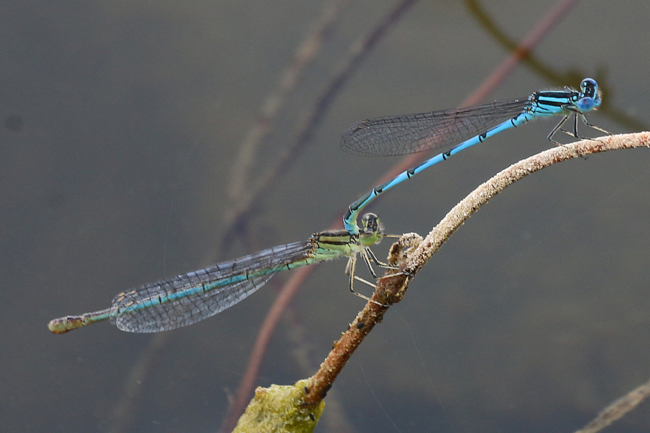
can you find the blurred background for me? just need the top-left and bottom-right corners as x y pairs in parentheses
(2, 0), (650, 432)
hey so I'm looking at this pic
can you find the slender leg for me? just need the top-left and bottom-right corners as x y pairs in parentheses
(345, 255), (356, 292)
(345, 255), (387, 306)
(360, 250), (378, 279)
(580, 114), (610, 135)
(547, 115), (570, 144)
(364, 247), (401, 271)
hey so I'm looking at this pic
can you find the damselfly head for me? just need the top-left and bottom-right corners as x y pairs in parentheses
(359, 213), (384, 246)
(578, 78), (602, 111)
(361, 213), (382, 234)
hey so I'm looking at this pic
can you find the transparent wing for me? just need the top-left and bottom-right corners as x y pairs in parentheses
(341, 99), (530, 156)
(112, 240), (314, 332)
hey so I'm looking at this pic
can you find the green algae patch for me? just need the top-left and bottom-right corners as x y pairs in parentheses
(233, 379), (324, 433)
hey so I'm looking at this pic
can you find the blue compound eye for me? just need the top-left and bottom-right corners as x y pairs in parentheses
(581, 78), (598, 99)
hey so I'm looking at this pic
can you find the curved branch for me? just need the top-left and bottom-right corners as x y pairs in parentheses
(304, 131), (650, 406)
(405, 132), (650, 276)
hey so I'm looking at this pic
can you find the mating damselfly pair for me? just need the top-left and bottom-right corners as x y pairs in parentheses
(49, 78), (605, 334)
